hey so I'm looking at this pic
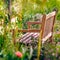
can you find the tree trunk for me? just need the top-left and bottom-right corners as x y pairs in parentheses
(8, 0), (11, 21)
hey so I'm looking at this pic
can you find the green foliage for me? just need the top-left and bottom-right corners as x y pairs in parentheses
(0, 0), (60, 60)
(54, 34), (60, 43)
(0, 35), (5, 52)
(41, 42), (60, 60)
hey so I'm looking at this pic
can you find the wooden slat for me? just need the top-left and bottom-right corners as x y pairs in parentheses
(32, 33), (39, 38)
(18, 29), (40, 32)
(23, 37), (31, 43)
(27, 21), (42, 24)
(20, 33), (33, 42)
(10, 29), (40, 32)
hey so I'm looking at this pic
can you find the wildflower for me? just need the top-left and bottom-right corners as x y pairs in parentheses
(15, 51), (22, 58)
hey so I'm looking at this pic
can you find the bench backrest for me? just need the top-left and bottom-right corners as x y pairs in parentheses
(41, 11), (56, 42)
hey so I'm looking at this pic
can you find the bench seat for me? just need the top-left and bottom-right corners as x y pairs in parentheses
(19, 32), (39, 44)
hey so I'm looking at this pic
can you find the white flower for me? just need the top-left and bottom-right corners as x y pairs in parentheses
(11, 17), (16, 23)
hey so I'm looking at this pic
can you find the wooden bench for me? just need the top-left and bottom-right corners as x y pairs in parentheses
(15, 11), (56, 44)
(11, 11), (57, 44)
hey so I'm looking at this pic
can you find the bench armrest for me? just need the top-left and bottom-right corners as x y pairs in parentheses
(10, 29), (40, 32)
(27, 21), (42, 29)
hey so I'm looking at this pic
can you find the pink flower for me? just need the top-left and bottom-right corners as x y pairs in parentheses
(15, 51), (23, 58)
